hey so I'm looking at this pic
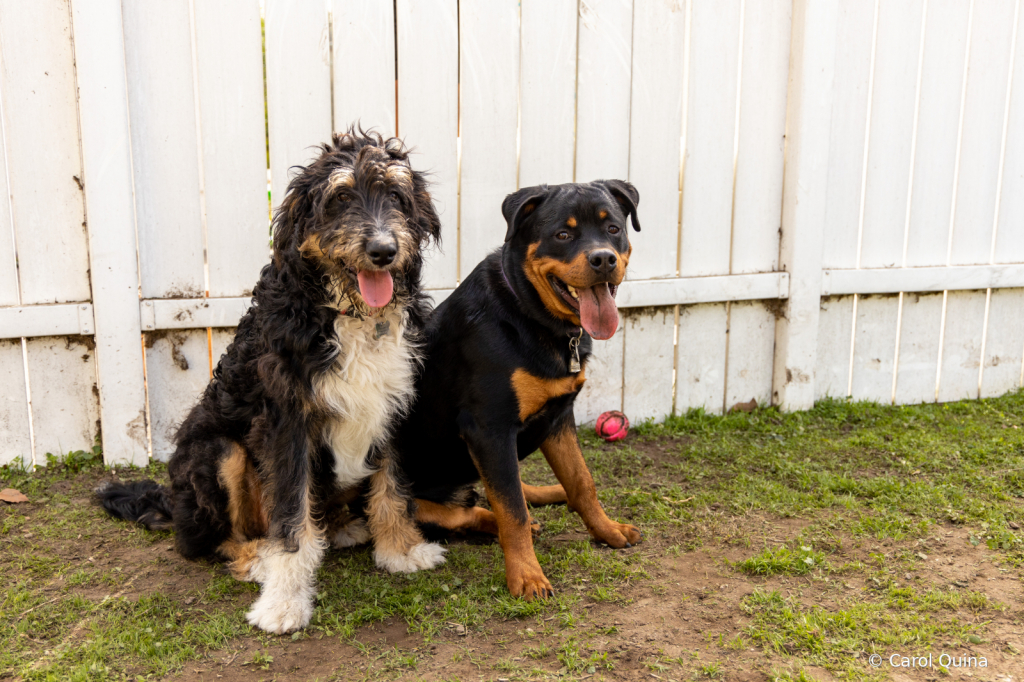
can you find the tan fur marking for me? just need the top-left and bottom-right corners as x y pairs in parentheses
(415, 499), (499, 534)
(566, 216), (577, 227)
(218, 538), (266, 581)
(483, 481), (552, 600)
(217, 443), (269, 541)
(366, 457), (427, 558)
(522, 243), (629, 323)
(540, 426), (641, 549)
(510, 368), (586, 422)
(522, 482), (567, 505)
(599, 210), (608, 220)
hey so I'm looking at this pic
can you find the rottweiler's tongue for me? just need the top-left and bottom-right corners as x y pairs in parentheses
(356, 270), (394, 308)
(579, 283), (618, 340)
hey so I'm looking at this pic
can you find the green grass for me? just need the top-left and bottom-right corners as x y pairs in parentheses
(2, 390), (1024, 679)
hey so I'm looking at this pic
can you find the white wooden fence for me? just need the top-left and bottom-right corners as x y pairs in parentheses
(1, 0), (1023, 467)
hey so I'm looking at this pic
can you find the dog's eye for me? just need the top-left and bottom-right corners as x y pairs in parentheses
(556, 231), (571, 241)
(338, 194), (352, 203)
(608, 225), (621, 235)
(389, 190), (401, 202)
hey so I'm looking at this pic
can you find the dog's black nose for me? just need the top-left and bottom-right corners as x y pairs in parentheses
(588, 249), (618, 274)
(366, 236), (398, 266)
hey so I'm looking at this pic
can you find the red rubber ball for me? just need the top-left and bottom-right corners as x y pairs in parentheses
(595, 411), (629, 442)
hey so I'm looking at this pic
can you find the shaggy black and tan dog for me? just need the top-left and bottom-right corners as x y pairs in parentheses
(97, 130), (446, 634)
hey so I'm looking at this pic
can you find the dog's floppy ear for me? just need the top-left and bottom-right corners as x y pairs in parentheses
(599, 180), (641, 232)
(501, 186), (550, 242)
(412, 171), (442, 245)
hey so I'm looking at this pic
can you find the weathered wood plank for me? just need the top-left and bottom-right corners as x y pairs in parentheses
(396, 0), (458, 288)
(994, 2), (1024, 265)
(937, 290), (987, 402)
(575, 0), (633, 182)
(725, 302), (776, 410)
(519, 0), (577, 188)
(194, 0), (269, 298)
(679, 0), (741, 277)
(676, 303), (728, 414)
(622, 308), (676, 422)
(0, 340), (30, 466)
(980, 288), (1024, 397)
(893, 292), (943, 404)
(0, 0), (90, 304)
(627, 0), (686, 280)
(850, 295), (899, 403)
(145, 331), (210, 462)
(458, 0), (519, 276)
(814, 296), (854, 400)
(332, 0), (396, 136)
(26, 337), (99, 463)
(265, 0), (332, 211)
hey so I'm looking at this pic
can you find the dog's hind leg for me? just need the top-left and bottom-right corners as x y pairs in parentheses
(415, 499), (500, 534)
(521, 482), (567, 506)
(366, 446), (447, 573)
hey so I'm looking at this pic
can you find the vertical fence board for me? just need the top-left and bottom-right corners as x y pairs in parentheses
(731, 0), (791, 275)
(676, 303), (728, 414)
(981, 289), (1024, 397)
(850, 296), (899, 402)
(333, 0), (396, 137)
(266, 0), (331, 211)
(938, 290), (987, 402)
(0, 0), (89, 305)
(26, 337), (99, 463)
(814, 296), (854, 400)
(396, 0), (458, 288)
(726, 302), (776, 409)
(122, 0), (204, 299)
(949, 0), (1016, 266)
(575, 319), (624, 425)
(905, 0), (970, 267)
(519, 0), (577, 188)
(679, 0), (741, 278)
(575, 0), (633, 182)
(459, 1), (519, 276)
(894, 292), (943, 404)
(995, 4), (1024, 265)
(194, 0), (269, 298)
(627, 0), (685, 281)
(0, 340), (30, 466)
(622, 308), (675, 422)
(859, 0), (924, 270)
(72, 0), (149, 465)
(821, 0), (875, 269)
(146, 331), (210, 461)
(0, 79), (17, 306)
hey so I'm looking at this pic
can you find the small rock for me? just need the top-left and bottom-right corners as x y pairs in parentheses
(183, 597), (195, 605)
(1010, 522), (1020, 530)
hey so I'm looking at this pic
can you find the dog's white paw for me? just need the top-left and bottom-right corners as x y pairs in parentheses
(374, 542), (447, 574)
(331, 518), (371, 549)
(246, 590), (313, 634)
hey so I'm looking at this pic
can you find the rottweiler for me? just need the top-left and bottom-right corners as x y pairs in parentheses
(392, 180), (643, 599)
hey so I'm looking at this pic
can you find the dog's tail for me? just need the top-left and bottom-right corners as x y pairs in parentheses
(95, 480), (174, 531)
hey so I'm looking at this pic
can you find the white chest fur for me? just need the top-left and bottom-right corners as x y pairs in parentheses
(313, 303), (418, 489)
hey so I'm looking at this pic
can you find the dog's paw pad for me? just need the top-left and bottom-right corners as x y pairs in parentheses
(374, 542), (447, 574)
(331, 518), (371, 549)
(246, 593), (313, 634)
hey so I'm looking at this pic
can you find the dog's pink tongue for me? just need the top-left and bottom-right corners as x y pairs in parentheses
(579, 283), (618, 340)
(356, 270), (394, 308)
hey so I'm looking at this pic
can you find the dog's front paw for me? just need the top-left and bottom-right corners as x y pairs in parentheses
(374, 542), (447, 573)
(506, 562), (554, 601)
(590, 521), (642, 549)
(246, 591), (313, 634)
(331, 518), (371, 549)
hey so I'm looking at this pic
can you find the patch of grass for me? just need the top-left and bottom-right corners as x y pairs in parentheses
(735, 545), (828, 576)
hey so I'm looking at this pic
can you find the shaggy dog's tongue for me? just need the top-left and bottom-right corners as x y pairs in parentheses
(356, 270), (394, 308)
(578, 283), (618, 340)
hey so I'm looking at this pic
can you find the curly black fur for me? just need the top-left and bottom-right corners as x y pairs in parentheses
(97, 129), (441, 562)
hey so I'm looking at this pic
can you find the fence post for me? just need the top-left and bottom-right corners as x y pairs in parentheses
(70, 0), (148, 465)
(771, 0), (839, 411)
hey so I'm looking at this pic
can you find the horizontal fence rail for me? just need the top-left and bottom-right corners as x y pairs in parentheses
(0, 0), (1021, 466)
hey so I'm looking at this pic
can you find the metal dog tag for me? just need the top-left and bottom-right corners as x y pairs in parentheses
(374, 320), (391, 339)
(568, 329), (582, 373)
